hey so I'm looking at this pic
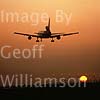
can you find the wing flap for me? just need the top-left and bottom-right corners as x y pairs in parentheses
(14, 32), (39, 37)
(51, 32), (79, 38)
(63, 32), (79, 36)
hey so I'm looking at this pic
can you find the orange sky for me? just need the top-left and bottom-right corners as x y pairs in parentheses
(0, 0), (100, 76)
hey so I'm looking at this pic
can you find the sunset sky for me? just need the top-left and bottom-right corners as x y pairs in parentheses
(0, 0), (100, 78)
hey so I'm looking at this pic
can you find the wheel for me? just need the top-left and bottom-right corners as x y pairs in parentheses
(51, 40), (54, 42)
(36, 40), (39, 42)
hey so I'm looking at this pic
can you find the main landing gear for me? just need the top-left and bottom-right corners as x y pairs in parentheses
(36, 38), (42, 42)
(36, 38), (39, 42)
(36, 40), (39, 42)
(36, 38), (55, 42)
(51, 38), (54, 42)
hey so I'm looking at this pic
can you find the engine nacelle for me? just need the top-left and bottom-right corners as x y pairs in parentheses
(28, 36), (32, 40)
(57, 36), (61, 40)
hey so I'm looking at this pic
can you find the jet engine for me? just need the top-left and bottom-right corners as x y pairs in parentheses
(57, 36), (61, 40)
(28, 36), (32, 40)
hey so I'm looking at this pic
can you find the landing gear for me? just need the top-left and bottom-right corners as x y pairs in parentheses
(40, 38), (42, 42)
(36, 38), (39, 42)
(36, 38), (42, 42)
(51, 38), (54, 42)
(36, 40), (39, 42)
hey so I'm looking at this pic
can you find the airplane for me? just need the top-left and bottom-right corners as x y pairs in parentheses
(14, 18), (79, 42)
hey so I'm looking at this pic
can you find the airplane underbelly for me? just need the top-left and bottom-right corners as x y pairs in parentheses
(42, 36), (49, 38)
(40, 35), (50, 38)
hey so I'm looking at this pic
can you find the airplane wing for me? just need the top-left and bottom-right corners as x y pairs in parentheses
(14, 32), (39, 37)
(51, 32), (79, 38)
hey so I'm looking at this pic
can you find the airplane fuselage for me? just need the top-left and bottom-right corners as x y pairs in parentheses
(38, 31), (51, 38)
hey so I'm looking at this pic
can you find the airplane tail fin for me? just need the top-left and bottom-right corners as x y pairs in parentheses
(45, 18), (51, 34)
(48, 18), (50, 29)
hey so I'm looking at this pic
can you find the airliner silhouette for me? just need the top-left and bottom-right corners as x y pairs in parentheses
(14, 18), (79, 42)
